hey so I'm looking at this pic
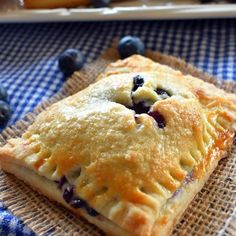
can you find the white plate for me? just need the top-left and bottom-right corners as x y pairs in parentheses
(1, 0), (236, 22)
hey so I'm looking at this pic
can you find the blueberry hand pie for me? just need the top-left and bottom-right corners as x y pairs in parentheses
(0, 55), (235, 236)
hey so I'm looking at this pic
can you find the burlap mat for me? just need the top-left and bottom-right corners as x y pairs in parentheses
(0, 42), (235, 236)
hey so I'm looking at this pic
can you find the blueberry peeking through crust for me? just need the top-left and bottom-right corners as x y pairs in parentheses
(155, 88), (171, 98)
(58, 176), (99, 217)
(71, 198), (86, 208)
(148, 111), (166, 129)
(58, 176), (67, 188)
(130, 76), (150, 113)
(130, 102), (150, 114)
(85, 205), (99, 217)
(63, 185), (74, 203)
(130, 76), (168, 128)
(133, 75), (144, 92)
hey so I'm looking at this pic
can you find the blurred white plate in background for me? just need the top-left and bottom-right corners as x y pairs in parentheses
(0, 0), (236, 22)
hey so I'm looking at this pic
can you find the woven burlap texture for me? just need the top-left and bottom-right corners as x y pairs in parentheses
(0, 44), (235, 236)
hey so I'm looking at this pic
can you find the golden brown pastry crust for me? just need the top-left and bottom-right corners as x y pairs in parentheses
(0, 55), (235, 236)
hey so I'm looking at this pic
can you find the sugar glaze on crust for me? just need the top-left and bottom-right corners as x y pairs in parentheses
(0, 55), (235, 236)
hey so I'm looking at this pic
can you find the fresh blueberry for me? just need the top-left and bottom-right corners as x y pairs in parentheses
(0, 86), (8, 102)
(0, 101), (11, 128)
(233, 133), (236, 145)
(71, 198), (86, 208)
(148, 111), (166, 129)
(63, 185), (74, 203)
(91, 0), (110, 7)
(133, 75), (144, 92)
(130, 102), (150, 114)
(85, 205), (99, 217)
(118, 36), (145, 59)
(58, 49), (84, 76)
(199, 0), (213, 3)
(155, 88), (171, 98)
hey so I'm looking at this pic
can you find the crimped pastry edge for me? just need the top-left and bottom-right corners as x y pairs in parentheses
(0, 159), (132, 236)
(0, 147), (229, 236)
(150, 151), (228, 236)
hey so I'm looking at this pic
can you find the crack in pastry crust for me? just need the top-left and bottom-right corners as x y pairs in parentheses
(0, 55), (235, 236)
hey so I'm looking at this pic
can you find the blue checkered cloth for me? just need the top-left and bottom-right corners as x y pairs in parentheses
(0, 202), (33, 236)
(0, 19), (236, 235)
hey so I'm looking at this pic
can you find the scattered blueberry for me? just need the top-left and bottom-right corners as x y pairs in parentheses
(71, 198), (86, 208)
(148, 111), (166, 129)
(58, 49), (84, 76)
(91, 0), (110, 7)
(85, 205), (99, 217)
(133, 75), (144, 92)
(0, 101), (11, 128)
(63, 185), (74, 203)
(199, 0), (213, 3)
(155, 88), (171, 98)
(130, 102), (150, 114)
(118, 36), (145, 59)
(0, 85), (8, 102)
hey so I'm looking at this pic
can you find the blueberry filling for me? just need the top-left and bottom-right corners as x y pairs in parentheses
(71, 198), (86, 208)
(130, 76), (169, 129)
(58, 176), (67, 188)
(172, 188), (181, 198)
(155, 88), (171, 98)
(171, 171), (193, 200)
(183, 170), (193, 184)
(85, 206), (99, 217)
(132, 75), (144, 92)
(130, 101), (150, 114)
(71, 197), (98, 216)
(63, 185), (74, 203)
(148, 111), (166, 129)
(58, 176), (99, 217)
